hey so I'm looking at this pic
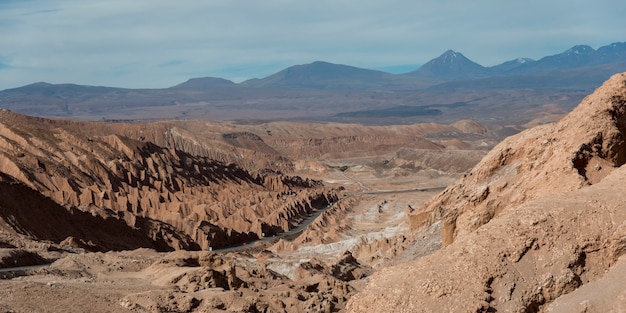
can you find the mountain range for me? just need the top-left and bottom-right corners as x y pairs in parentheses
(175, 42), (626, 88)
(408, 42), (626, 80)
(1, 42), (625, 125)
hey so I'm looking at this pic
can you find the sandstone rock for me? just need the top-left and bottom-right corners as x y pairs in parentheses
(349, 73), (626, 312)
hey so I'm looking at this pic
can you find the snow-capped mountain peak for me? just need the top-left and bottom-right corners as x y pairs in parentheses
(565, 45), (594, 55)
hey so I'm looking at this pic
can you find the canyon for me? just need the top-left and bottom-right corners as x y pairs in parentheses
(0, 71), (625, 312)
(0, 105), (491, 312)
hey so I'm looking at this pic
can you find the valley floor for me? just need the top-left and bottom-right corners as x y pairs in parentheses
(0, 153), (466, 313)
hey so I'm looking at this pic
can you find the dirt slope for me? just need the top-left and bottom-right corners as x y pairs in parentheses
(348, 73), (626, 312)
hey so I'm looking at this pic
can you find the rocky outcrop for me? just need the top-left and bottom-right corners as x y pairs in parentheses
(349, 167), (626, 312)
(116, 250), (366, 313)
(0, 110), (338, 251)
(0, 172), (183, 251)
(348, 73), (626, 312)
(411, 72), (626, 245)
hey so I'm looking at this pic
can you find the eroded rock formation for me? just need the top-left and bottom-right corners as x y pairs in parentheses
(348, 73), (626, 312)
(0, 110), (338, 251)
(411, 72), (626, 245)
(114, 250), (369, 313)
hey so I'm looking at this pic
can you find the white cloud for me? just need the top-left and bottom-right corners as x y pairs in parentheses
(0, 0), (624, 89)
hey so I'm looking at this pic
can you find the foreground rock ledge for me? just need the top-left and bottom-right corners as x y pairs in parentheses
(348, 73), (626, 312)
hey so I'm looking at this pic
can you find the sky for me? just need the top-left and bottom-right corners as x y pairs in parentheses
(0, 0), (624, 90)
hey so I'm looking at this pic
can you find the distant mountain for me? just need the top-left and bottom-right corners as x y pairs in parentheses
(406, 42), (626, 80)
(0, 82), (174, 117)
(170, 77), (236, 90)
(489, 58), (536, 73)
(240, 61), (435, 90)
(1, 41), (625, 125)
(406, 50), (489, 80)
(595, 42), (626, 63)
(239, 42), (625, 87)
(504, 42), (626, 75)
(512, 45), (596, 74)
(3, 82), (125, 96)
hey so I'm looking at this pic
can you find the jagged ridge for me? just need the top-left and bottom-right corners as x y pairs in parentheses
(0, 110), (338, 251)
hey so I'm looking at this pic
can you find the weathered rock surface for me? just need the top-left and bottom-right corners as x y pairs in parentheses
(348, 73), (626, 312)
(0, 110), (337, 251)
(112, 250), (368, 313)
(349, 166), (626, 312)
(411, 72), (626, 245)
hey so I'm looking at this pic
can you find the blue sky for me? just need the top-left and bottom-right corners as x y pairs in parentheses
(0, 0), (624, 90)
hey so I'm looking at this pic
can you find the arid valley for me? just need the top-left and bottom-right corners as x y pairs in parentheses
(1, 41), (626, 312)
(0, 105), (491, 312)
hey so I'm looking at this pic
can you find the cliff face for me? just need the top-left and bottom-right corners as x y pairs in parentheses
(348, 73), (626, 312)
(0, 110), (337, 251)
(411, 72), (626, 245)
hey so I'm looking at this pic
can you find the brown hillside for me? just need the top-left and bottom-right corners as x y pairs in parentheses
(348, 72), (626, 312)
(348, 166), (626, 312)
(237, 120), (488, 160)
(0, 112), (293, 173)
(411, 72), (626, 245)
